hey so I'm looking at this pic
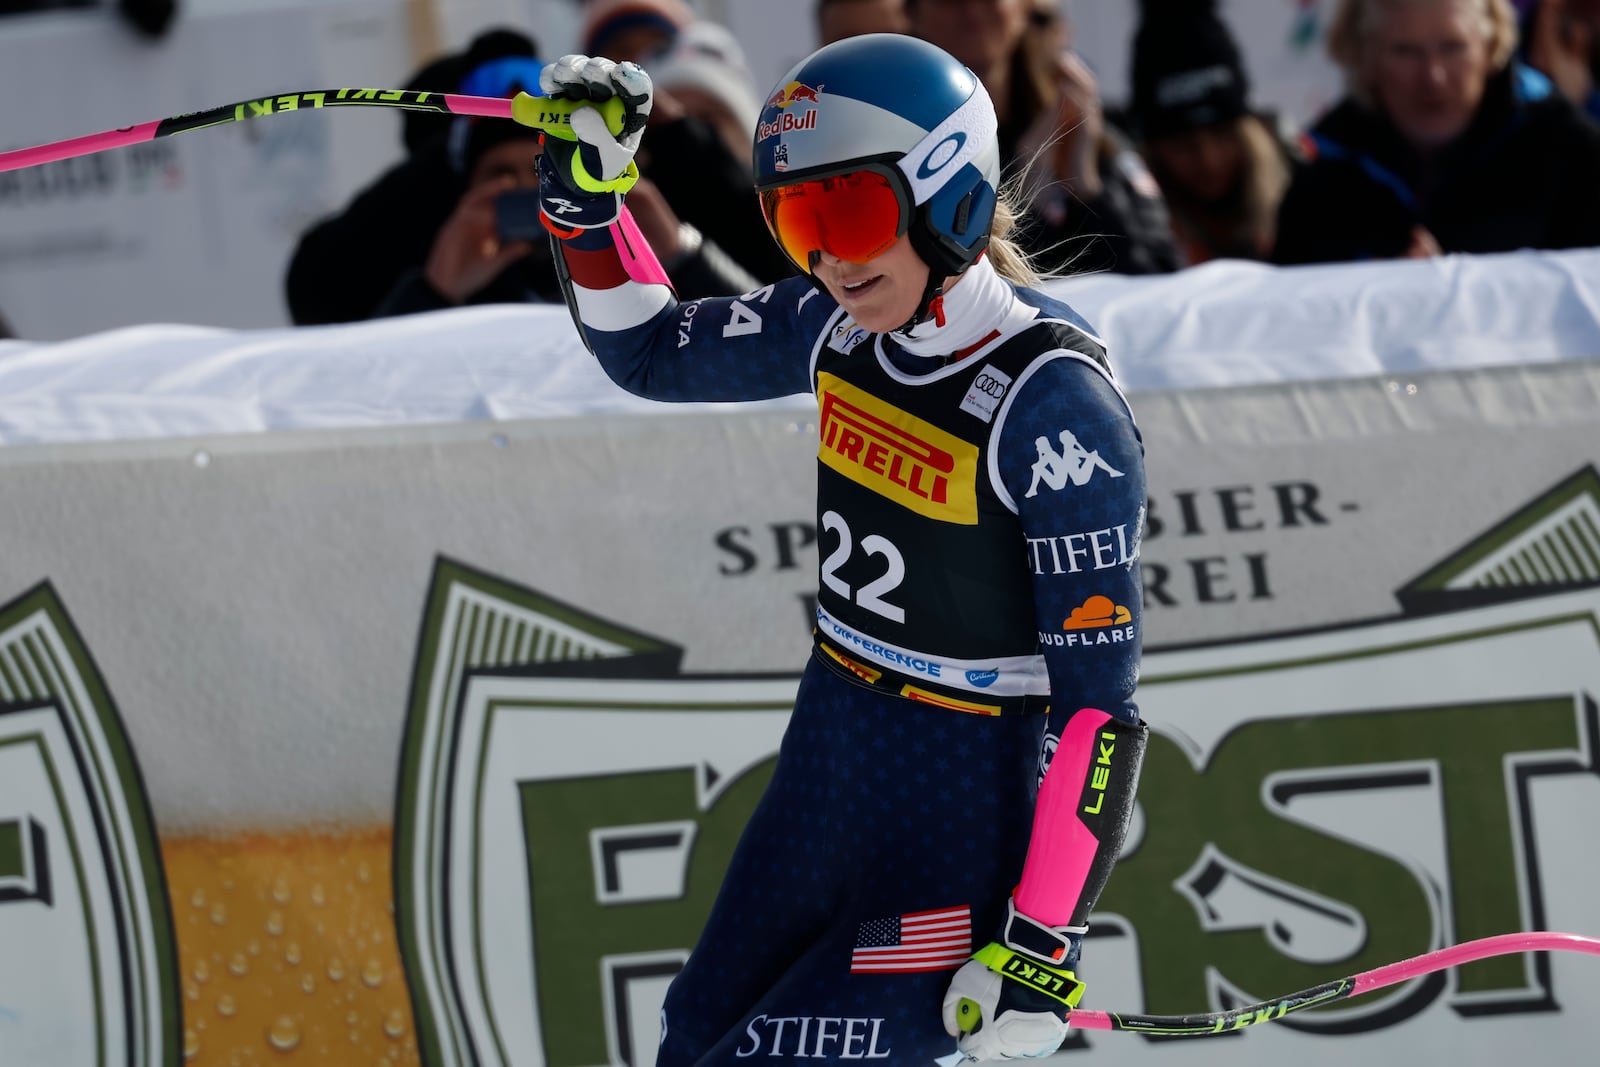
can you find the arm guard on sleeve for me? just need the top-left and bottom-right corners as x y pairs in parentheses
(1013, 709), (1147, 946)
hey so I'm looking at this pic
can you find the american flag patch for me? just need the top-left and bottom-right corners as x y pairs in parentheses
(850, 906), (972, 973)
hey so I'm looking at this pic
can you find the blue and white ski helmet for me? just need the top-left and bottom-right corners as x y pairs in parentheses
(752, 33), (1001, 279)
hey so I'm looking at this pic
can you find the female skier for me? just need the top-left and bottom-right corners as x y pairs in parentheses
(527, 33), (1148, 1063)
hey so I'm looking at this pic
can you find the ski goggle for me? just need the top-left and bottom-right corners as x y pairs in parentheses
(458, 56), (546, 100)
(758, 168), (911, 270)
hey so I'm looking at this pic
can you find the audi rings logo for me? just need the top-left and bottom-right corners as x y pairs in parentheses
(916, 131), (967, 179)
(960, 364), (1013, 423)
(971, 373), (1007, 398)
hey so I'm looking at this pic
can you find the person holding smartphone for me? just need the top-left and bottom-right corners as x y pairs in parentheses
(371, 116), (561, 316)
(374, 103), (760, 317)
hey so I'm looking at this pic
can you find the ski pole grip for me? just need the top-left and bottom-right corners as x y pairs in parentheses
(956, 997), (982, 1034)
(510, 93), (626, 140)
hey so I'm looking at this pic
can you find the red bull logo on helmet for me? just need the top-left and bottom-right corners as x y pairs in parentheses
(757, 107), (819, 142)
(759, 81), (826, 142)
(766, 81), (825, 110)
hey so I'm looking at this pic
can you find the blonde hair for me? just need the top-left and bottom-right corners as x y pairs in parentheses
(985, 190), (1044, 288)
(1326, 0), (1519, 101)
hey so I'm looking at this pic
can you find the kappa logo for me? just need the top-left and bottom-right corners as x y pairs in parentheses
(1023, 429), (1124, 498)
(816, 373), (979, 524)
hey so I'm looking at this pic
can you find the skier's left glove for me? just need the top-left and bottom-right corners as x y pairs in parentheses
(516, 54), (651, 231)
(941, 898), (1086, 1061)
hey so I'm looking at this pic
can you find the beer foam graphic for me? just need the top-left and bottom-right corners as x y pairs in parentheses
(164, 827), (418, 1066)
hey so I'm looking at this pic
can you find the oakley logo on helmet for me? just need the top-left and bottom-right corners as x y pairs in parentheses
(896, 86), (997, 206)
(915, 132), (967, 180)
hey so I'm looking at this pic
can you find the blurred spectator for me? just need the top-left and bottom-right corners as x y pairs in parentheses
(574, 5), (793, 282)
(815, 0), (909, 45)
(1520, 0), (1600, 120)
(582, 0), (695, 64)
(1129, 0), (1306, 264)
(649, 21), (762, 158)
(0, 307), (13, 340)
(371, 109), (558, 315)
(372, 117), (756, 316)
(906, 0), (1181, 275)
(284, 30), (544, 325)
(0, 0), (175, 37)
(629, 17), (798, 283)
(285, 26), (781, 325)
(1275, 0), (1600, 264)
(1027, 0), (1068, 55)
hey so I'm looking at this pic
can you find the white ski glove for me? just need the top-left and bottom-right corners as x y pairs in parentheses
(512, 54), (652, 230)
(941, 898), (1085, 1060)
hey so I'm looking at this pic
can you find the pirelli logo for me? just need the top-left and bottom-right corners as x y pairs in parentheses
(817, 373), (979, 524)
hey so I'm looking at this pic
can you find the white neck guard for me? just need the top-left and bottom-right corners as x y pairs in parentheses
(895, 255), (1021, 358)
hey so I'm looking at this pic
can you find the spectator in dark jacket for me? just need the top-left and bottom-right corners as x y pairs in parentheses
(285, 26), (783, 325)
(284, 30), (542, 325)
(1274, 0), (1600, 264)
(907, 0), (1181, 276)
(1129, 0), (1306, 265)
(1520, 0), (1600, 121)
(372, 98), (759, 317)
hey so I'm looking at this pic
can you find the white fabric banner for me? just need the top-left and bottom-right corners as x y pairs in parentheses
(2, 248), (1597, 446)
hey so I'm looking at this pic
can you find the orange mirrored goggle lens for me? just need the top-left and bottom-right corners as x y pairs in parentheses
(759, 170), (906, 270)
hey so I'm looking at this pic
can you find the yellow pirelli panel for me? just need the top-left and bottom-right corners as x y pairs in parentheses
(816, 372), (980, 524)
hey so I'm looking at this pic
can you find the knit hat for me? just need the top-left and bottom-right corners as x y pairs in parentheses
(649, 22), (763, 138)
(581, 0), (695, 60)
(1130, 0), (1250, 139)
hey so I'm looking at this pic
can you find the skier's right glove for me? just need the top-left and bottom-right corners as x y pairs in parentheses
(941, 898), (1086, 1060)
(516, 54), (651, 232)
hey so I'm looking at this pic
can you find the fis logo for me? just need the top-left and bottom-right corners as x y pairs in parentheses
(829, 320), (870, 354)
(817, 373), (978, 524)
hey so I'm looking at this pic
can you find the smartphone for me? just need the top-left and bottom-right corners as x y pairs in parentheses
(495, 188), (545, 243)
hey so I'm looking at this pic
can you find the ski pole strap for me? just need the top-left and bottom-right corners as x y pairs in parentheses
(972, 943), (1086, 1009)
(511, 92), (625, 141)
(1002, 897), (1083, 964)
